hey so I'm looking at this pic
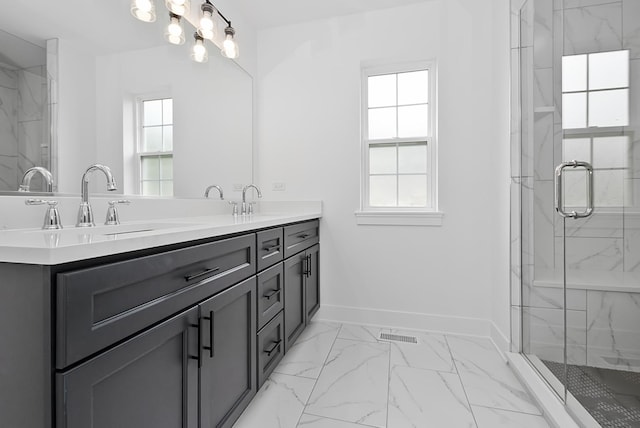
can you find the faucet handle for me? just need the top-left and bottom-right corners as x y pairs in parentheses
(105, 200), (130, 226)
(228, 200), (239, 216)
(25, 198), (63, 230)
(248, 202), (257, 215)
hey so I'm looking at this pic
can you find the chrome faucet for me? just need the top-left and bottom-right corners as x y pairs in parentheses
(204, 185), (224, 200)
(19, 166), (54, 192)
(77, 164), (117, 227)
(241, 184), (262, 215)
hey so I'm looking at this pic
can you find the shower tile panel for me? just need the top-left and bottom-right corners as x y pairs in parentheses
(552, 13), (563, 125)
(563, 0), (621, 9)
(522, 306), (587, 365)
(305, 339), (389, 427)
(533, 113), (554, 181)
(554, 237), (624, 271)
(534, 69), (553, 110)
(473, 405), (552, 428)
(511, 179), (523, 307)
(387, 366), (476, 428)
(17, 68), (44, 122)
(447, 335), (542, 415)
(523, 283), (587, 310)
(388, 329), (456, 373)
(623, 227), (640, 272)
(534, 180), (555, 268)
(623, 0), (640, 59)
(18, 120), (43, 172)
(587, 290), (640, 373)
(0, 86), (18, 157)
(521, 0), (534, 48)
(522, 177), (536, 264)
(563, 3), (623, 55)
(534, 0), (554, 69)
(521, 47), (535, 178)
(0, 155), (18, 190)
(554, 212), (624, 239)
(511, 49), (522, 178)
(512, 305), (522, 352)
(0, 67), (17, 89)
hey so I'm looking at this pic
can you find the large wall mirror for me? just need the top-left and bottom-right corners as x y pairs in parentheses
(0, 0), (253, 198)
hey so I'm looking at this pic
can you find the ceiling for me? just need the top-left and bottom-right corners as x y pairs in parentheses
(231, 0), (433, 29)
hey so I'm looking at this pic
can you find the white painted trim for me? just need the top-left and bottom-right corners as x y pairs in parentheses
(315, 304), (490, 336)
(506, 353), (580, 428)
(354, 210), (443, 226)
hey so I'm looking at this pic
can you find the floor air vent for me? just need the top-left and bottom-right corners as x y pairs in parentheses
(379, 333), (417, 344)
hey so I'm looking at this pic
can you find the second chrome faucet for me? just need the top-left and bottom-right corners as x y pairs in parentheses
(241, 184), (262, 215)
(77, 164), (118, 227)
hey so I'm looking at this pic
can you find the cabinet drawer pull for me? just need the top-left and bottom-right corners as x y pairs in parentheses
(264, 340), (282, 357)
(262, 244), (281, 252)
(297, 233), (310, 239)
(202, 311), (214, 358)
(184, 267), (220, 282)
(263, 289), (280, 300)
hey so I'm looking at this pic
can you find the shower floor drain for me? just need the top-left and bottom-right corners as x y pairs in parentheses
(379, 333), (417, 344)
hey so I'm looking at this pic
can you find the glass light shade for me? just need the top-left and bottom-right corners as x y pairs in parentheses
(165, 15), (185, 45)
(191, 36), (208, 63)
(165, 0), (189, 16)
(197, 3), (217, 40)
(131, 0), (156, 22)
(221, 26), (239, 59)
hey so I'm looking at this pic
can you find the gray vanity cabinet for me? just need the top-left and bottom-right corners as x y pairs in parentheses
(57, 307), (199, 428)
(199, 276), (257, 428)
(283, 243), (320, 352)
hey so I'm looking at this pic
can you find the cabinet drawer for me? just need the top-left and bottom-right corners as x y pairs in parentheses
(257, 263), (284, 330)
(283, 220), (319, 258)
(256, 228), (283, 272)
(257, 311), (284, 388)
(56, 234), (256, 368)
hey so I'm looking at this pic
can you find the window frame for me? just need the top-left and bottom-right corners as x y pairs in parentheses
(357, 61), (441, 226)
(135, 94), (174, 197)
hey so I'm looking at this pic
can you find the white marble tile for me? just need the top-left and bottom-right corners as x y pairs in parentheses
(533, 179), (555, 269)
(533, 115), (554, 182)
(564, 0), (620, 9)
(233, 373), (315, 428)
(624, 226), (640, 272)
(520, 0), (534, 48)
(511, 178), (523, 308)
(0, 86), (18, 157)
(388, 366), (476, 428)
(0, 155), (18, 190)
(510, 49), (521, 178)
(534, 0), (554, 69)
(523, 283), (587, 310)
(586, 290), (640, 372)
(473, 406), (552, 428)
(337, 324), (383, 343)
(275, 321), (340, 379)
(511, 305), (522, 353)
(522, 307), (587, 365)
(521, 47), (535, 179)
(623, 0), (640, 59)
(17, 68), (45, 122)
(447, 335), (542, 415)
(305, 339), (389, 428)
(555, 212), (624, 239)
(297, 414), (366, 428)
(18, 120), (44, 171)
(563, 3), (623, 55)
(554, 237), (624, 271)
(388, 329), (455, 373)
(0, 66), (17, 89)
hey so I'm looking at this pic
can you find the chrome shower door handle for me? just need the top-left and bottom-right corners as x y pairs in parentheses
(554, 160), (594, 219)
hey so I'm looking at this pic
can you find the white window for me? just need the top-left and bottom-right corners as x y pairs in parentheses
(562, 50), (629, 129)
(356, 62), (441, 226)
(137, 97), (174, 196)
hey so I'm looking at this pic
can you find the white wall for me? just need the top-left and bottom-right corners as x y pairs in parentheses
(256, 0), (512, 339)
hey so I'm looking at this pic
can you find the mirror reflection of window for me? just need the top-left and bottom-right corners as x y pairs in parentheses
(561, 50), (629, 129)
(138, 97), (174, 196)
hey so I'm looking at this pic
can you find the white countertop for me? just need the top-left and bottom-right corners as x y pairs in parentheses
(0, 210), (321, 265)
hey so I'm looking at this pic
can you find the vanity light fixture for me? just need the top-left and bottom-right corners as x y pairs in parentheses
(131, 0), (156, 22)
(197, 1), (217, 40)
(191, 33), (208, 63)
(165, 0), (189, 16)
(221, 25), (239, 59)
(165, 13), (185, 45)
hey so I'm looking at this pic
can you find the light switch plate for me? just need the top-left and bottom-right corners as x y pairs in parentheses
(272, 182), (286, 191)
(233, 183), (243, 192)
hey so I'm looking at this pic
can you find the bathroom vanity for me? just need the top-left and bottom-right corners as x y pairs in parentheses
(0, 214), (320, 428)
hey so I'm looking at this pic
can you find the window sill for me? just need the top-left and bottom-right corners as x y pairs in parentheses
(354, 211), (444, 226)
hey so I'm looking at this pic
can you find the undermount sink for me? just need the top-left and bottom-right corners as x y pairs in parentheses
(25, 222), (201, 236)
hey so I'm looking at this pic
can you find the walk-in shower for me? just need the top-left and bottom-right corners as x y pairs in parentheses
(511, 0), (640, 426)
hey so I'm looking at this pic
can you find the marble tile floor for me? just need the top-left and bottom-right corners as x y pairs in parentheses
(233, 321), (552, 428)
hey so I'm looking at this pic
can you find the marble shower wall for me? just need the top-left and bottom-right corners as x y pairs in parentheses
(0, 63), (47, 191)
(511, 0), (640, 373)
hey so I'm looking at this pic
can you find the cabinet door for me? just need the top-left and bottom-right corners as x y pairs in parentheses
(283, 253), (306, 352)
(56, 307), (199, 428)
(257, 263), (284, 330)
(305, 244), (320, 322)
(200, 277), (257, 428)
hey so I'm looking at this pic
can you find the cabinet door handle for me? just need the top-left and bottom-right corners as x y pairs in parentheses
(184, 267), (220, 282)
(264, 340), (282, 357)
(202, 311), (214, 358)
(263, 244), (281, 252)
(263, 289), (280, 300)
(306, 254), (312, 277)
(189, 318), (203, 368)
(302, 255), (309, 276)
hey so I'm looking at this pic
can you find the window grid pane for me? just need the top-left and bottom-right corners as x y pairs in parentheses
(139, 97), (173, 197)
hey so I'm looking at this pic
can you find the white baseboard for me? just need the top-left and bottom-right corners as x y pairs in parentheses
(491, 321), (511, 358)
(315, 304), (492, 337)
